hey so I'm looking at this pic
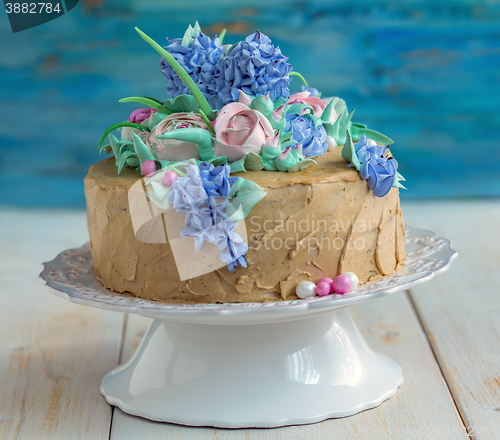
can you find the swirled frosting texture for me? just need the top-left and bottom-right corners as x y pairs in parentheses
(214, 102), (275, 161)
(84, 150), (405, 304)
(285, 113), (328, 157)
(355, 136), (399, 197)
(160, 32), (225, 108)
(211, 31), (292, 109)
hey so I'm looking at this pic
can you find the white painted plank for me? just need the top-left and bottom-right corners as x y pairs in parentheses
(0, 209), (123, 440)
(111, 293), (466, 439)
(404, 200), (500, 440)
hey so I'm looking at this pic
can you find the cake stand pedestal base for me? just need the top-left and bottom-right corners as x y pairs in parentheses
(100, 309), (403, 428)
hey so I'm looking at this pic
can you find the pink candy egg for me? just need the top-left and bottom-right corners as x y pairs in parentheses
(141, 160), (157, 176)
(162, 170), (178, 186)
(318, 277), (334, 294)
(315, 281), (331, 297)
(331, 275), (351, 294)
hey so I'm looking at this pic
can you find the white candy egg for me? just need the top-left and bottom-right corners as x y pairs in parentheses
(326, 136), (336, 151)
(341, 272), (359, 290)
(366, 139), (377, 147)
(296, 281), (317, 299)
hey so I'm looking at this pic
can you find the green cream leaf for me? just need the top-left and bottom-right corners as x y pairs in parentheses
(117, 150), (136, 175)
(286, 158), (317, 173)
(260, 144), (281, 171)
(226, 178), (267, 221)
(242, 152), (265, 170)
(342, 129), (361, 170)
(332, 97), (347, 119)
(101, 144), (112, 154)
(274, 97), (288, 110)
(309, 114), (323, 129)
(350, 124), (394, 145)
(393, 171), (407, 189)
(108, 133), (122, 158)
(218, 28), (227, 45)
(322, 121), (334, 137)
(276, 148), (297, 172)
(148, 111), (170, 129)
(181, 22), (201, 47)
(320, 98), (335, 122)
(118, 141), (134, 157)
(107, 133), (141, 174)
(327, 97), (394, 146)
(157, 127), (215, 162)
(119, 96), (171, 115)
(230, 152), (264, 173)
(284, 103), (313, 116)
(279, 131), (294, 143)
(207, 156), (228, 167)
(163, 94), (199, 113)
(250, 95), (274, 115)
(126, 157), (140, 167)
(352, 122), (367, 129)
(230, 160), (246, 174)
(98, 122), (149, 150)
(131, 132), (156, 166)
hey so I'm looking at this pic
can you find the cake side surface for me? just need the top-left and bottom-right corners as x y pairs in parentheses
(85, 151), (405, 303)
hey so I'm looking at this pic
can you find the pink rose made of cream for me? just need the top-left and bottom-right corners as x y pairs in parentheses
(214, 102), (275, 162)
(288, 91), (338, 122)
(147, 112), (209, 161)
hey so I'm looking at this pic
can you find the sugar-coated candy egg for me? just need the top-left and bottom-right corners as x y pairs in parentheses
(366, 139), (377, 147)
(162, 170), (178, 186)
(318, 277), (334, 293)
(296, 281), (317, 299)
(141, 160), (157, 176)
(331, 275), (351, 294)
(316, 281), (331, 297)
(341, 272), (359, 290)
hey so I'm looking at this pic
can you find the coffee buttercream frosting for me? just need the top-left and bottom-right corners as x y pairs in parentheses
(84, 149), (405, 303)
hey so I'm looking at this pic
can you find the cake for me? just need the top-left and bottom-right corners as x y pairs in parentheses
(85, 23), (406, 303)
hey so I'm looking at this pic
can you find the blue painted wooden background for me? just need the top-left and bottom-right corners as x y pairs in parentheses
(1, 0), (500, 207)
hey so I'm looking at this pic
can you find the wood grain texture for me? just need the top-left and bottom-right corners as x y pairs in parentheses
(2, 201), (499, 438)
(109, 294), (466, 439)
(404, 200), (500, 440)
(1, 1), (500, 206)
(0, 209), (124, 440)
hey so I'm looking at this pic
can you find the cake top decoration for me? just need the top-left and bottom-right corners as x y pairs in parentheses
(99, 22), (404, 196)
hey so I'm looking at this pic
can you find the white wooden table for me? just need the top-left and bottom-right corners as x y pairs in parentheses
(1, 201), (499, 439)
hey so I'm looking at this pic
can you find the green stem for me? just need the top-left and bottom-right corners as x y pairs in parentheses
(135, 27), (212, 116)
(199, 108), (216, 134)
(226, 41), (240, 55)
(166, 164), (186, 177)
(218, 28), (227, 45)
(142, 96), (164, 105)
(289, 71), (309, 87)
(119, 96), (172, 114)
(98, 122), (149, 150)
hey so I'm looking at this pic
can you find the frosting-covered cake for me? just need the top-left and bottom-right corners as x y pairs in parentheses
(85, 23), (406, 303)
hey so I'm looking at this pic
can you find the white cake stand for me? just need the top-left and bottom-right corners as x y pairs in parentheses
(39, 226), (456, 428)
